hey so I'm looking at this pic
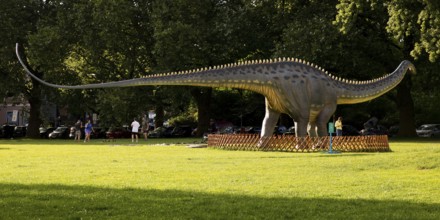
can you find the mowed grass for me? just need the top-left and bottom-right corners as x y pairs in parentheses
(0, 138), (439, 219)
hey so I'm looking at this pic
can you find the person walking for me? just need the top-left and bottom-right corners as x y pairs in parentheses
(74, 119), (82, 142)
(335, 117), (343, 136)
(131, 118), (140, 143)
(84, 120), (94, 142)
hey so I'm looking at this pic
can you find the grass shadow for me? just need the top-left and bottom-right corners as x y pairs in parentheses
(0, 183), (439, 219)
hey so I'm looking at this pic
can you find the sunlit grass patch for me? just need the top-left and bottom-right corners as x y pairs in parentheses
(0, 138), (439, 219)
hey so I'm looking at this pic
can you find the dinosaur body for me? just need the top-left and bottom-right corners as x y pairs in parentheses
(16, 44), (415, 137)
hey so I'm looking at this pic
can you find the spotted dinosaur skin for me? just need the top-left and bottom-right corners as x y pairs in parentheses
(16, 44), (415, 137)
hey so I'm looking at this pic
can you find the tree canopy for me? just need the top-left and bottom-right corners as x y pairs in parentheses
(1, 0), (439, 138)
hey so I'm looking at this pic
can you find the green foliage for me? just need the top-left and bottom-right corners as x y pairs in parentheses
(0, 139), (439, 219)
(335, 0), (440, 62)
(386, 0), (440, 62)
(94, 87), (153, 127)
(210, 89), (265, 126)
(0, 0), (40, 98)
(2, 0), (440, 135)
(151, 0), (284, 130)
(275, 1), (399, 125)
(21, 0), (156, 127)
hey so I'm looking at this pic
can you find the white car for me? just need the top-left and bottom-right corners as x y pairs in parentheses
(416, 124), (440, 137)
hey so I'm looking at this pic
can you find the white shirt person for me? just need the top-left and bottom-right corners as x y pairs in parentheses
(131, 119), (141, 143)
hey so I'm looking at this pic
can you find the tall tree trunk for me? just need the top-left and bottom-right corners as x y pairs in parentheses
(191, 88), (212, 137)
(26, 80), (43, 138)
(396, 76), (416, 137)
(154, 101), (164, 129)
(19, 44), (43, 138)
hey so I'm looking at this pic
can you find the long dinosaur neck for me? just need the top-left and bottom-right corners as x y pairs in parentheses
(336, 60), (415, 104)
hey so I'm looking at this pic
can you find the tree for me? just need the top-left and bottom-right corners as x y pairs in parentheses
(334, 0), (440, 136)
(151, 0), (290, 135)
(274, 1), (393, 127)
(0, 0), (58, 137)
(24, 0), (156, 128)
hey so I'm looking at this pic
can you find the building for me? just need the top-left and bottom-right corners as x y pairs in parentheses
(1, 96), (57, 127)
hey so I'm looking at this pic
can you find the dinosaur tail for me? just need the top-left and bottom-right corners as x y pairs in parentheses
(16, 43), (168, 90)
(16, 43), (272, 94)
(336, 60), (416, 104)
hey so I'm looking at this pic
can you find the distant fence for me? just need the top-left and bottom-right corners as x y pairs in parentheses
(207, 134), (390, 152)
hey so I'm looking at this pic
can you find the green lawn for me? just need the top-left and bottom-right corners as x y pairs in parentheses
(0, 138), (439, 219)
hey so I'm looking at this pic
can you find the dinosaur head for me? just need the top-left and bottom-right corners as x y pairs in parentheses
(406, 60), (416, 75)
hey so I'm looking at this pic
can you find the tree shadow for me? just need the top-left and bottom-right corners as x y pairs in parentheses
(0, 183), (438, 219)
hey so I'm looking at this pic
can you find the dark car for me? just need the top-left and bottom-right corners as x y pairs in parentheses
(171, 126), (193, 137)
(106, 127), (131, 139)
(49, 126), (70, 139)
(2, 125), (16, 139)
(244, 126), (261, 134)
(14, 126), (27, 137)
(40, 127), (55, 139)
(92, 127), (107, 139)
(342, 125), (360, 136)
(273, 126), (288, 135)
(148, 126), (174, 138)
(388, 125), (399, 137)
(283, 126), (296, 136)
(360, 125), (389, 136)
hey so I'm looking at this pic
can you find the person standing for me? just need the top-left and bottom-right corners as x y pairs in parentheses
(74, 119), (82, 142)
(335, 117), (343, 136)
(141, 116), (149, 141)
(84, 120), (94, 142)
(131, 118), (140, 143)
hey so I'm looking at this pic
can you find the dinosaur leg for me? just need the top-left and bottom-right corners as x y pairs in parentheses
(316, 105), (337, 136)
(293, 119), (310, 150)
(294, 119), (309, 137)
(260, 99), (280, 137)
(307, 122), (318, 137)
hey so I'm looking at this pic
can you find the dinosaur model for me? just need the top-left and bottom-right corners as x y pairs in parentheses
(16, 43), (415, 138)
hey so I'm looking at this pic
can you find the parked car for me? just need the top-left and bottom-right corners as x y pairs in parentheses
(273, 125), (287, 135)
(106, 127), (132, 139)
(416, 124), (440, 137)
(244, 126), (261, 134)
(388, 125), (399, 137)
(49, 126), (70, 139)
(2, 125), (15, 139)
(14, 126), (27, 137)
(219, 126), (239, 134)
(283, 126), (296, 136)
(92, 127), (107, 139)
(360, 125), (389, 136)
(342, 125), (360, 136)
(171, 125), (193, 137)
(148, 126), (174, 138)
(39, 127), (55, 139)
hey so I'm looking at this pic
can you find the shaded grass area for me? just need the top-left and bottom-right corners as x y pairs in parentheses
(1, 183), (439, 219)
(0, 138), (439, 219)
